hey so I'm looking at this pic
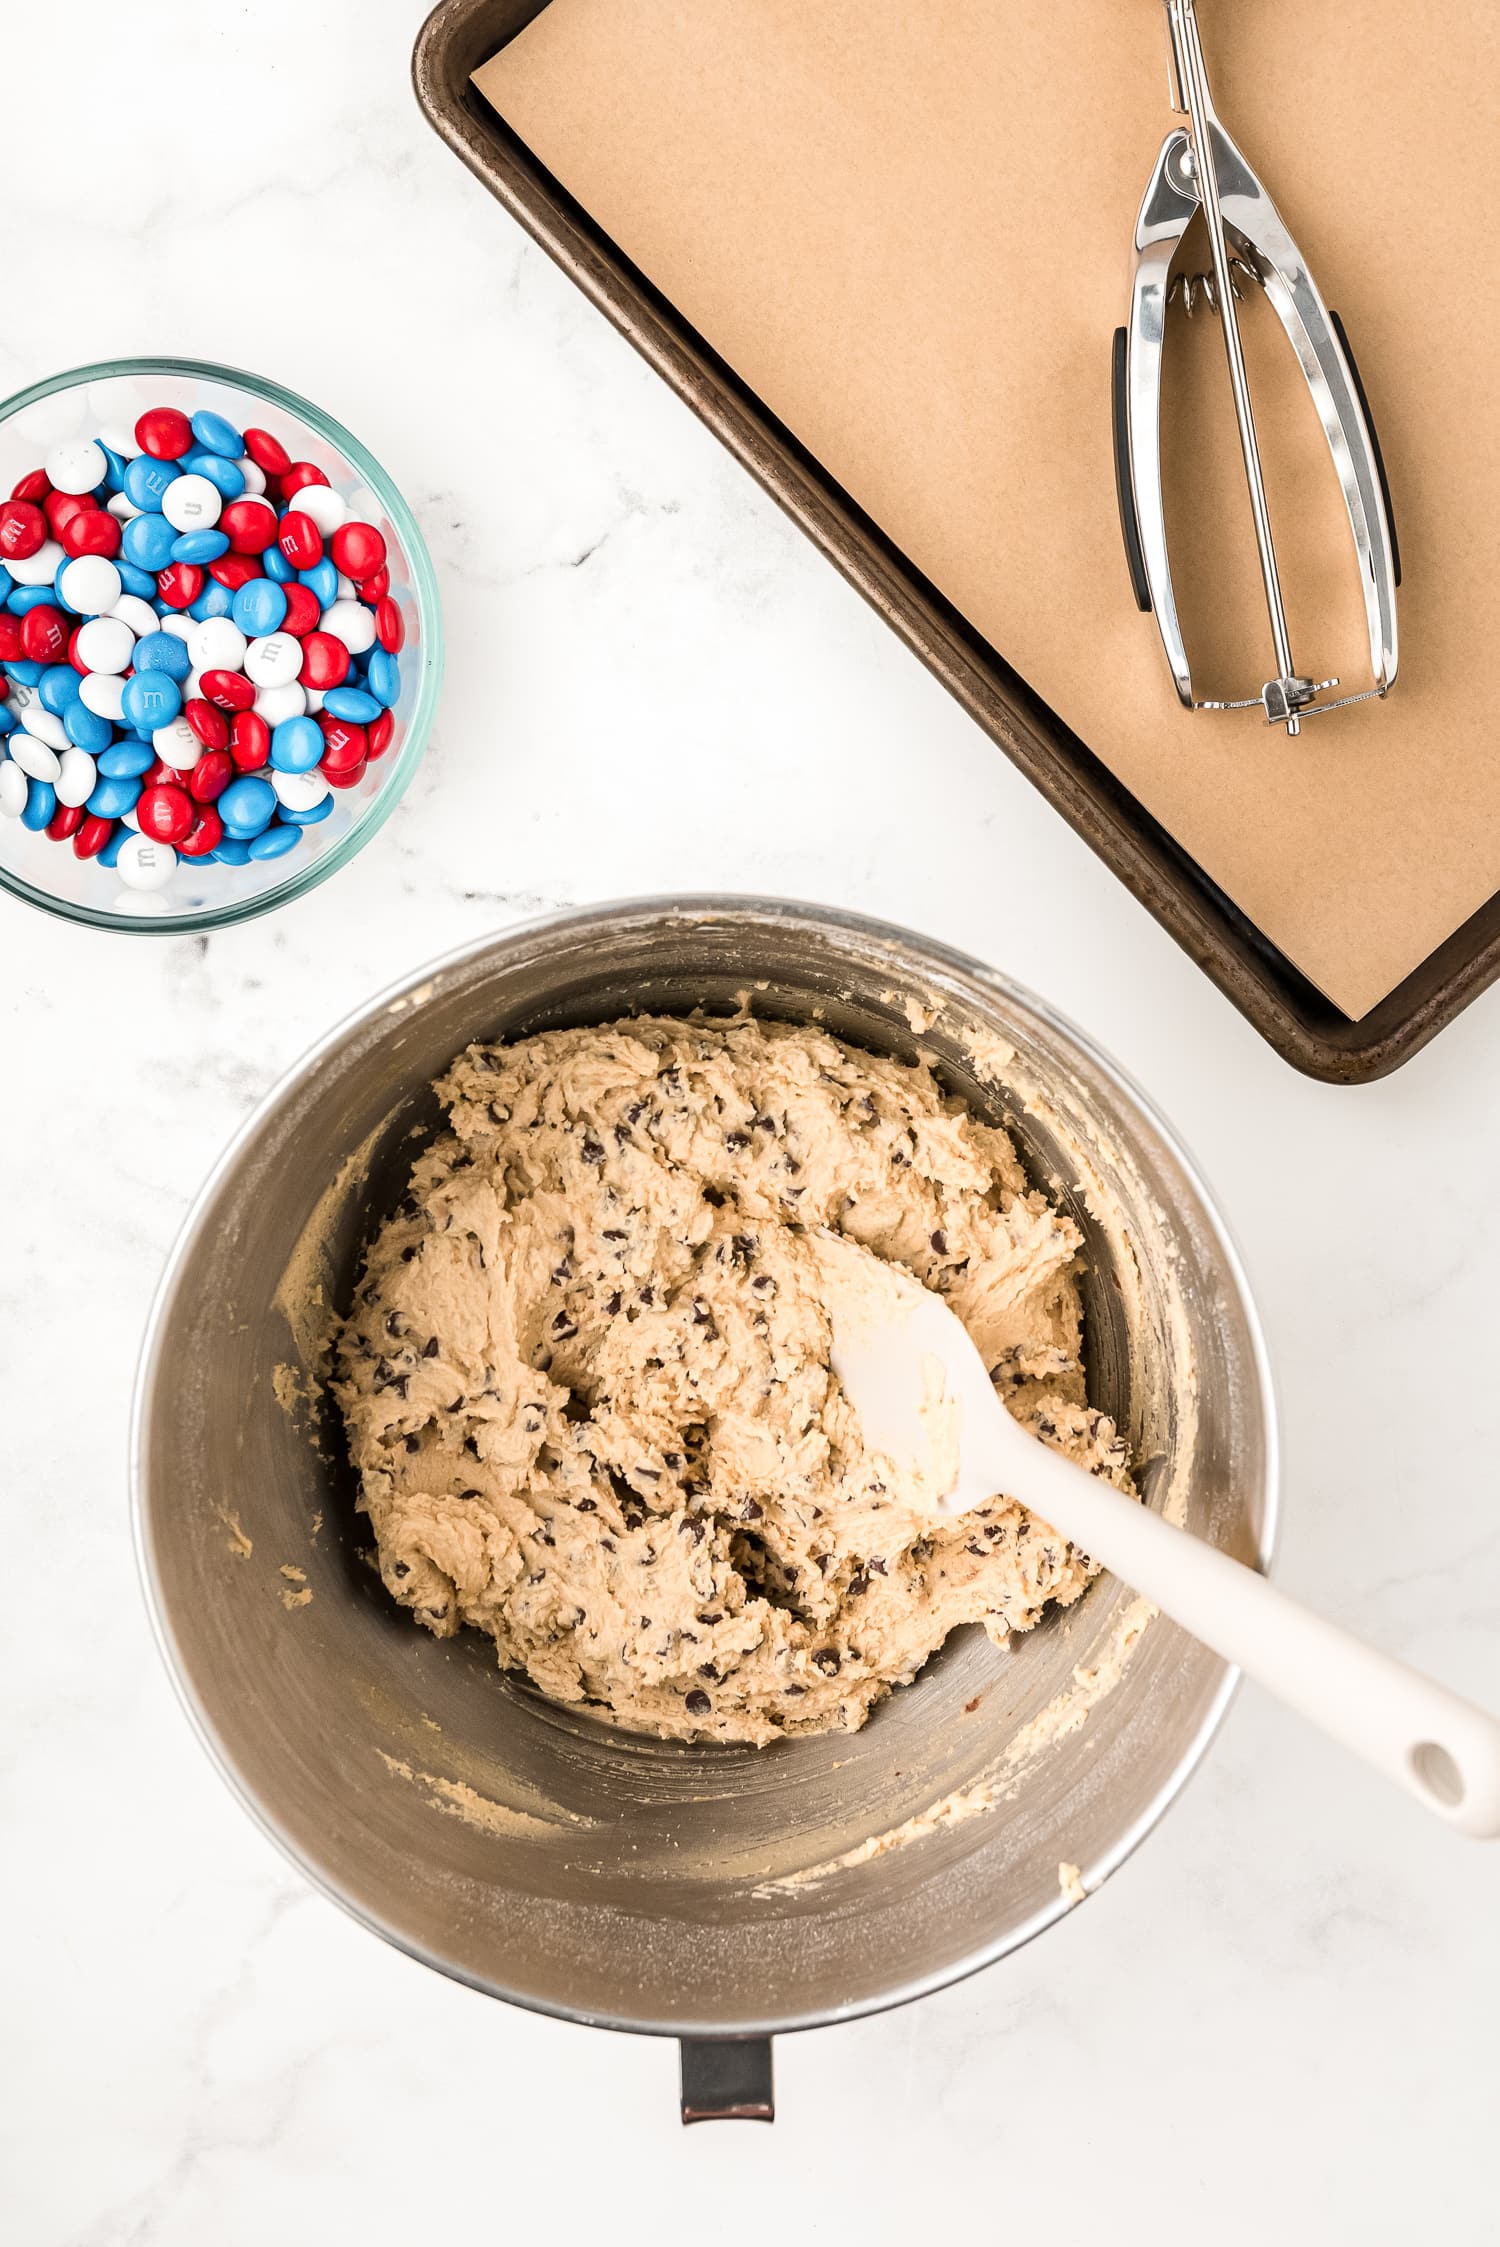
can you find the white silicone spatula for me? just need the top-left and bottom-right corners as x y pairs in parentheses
(813, 1230), (1500, 1838)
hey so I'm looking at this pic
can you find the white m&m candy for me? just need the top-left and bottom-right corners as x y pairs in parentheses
(115, 834), (178, 891)
(319, 598), (376, 656)
(153, 717), (202, 771)
(45, 438), (107, 495)
(74, 615), (136, 675)
(244, 632), (302, 688)
(187, 617), (246, 673)
(161, 473), (222, 532)
(58, 555), (122, 617)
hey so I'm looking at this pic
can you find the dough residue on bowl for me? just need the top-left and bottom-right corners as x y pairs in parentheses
(331, 1016), (1133, 1746)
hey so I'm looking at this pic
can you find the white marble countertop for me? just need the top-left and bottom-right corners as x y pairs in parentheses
(4, 4), (1497, 2239)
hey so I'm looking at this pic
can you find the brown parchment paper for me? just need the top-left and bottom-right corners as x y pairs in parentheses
(476, 0), (1500, 1019)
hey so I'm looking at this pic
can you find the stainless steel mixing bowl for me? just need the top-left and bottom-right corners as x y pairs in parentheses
(133, 899), (1277, 2118)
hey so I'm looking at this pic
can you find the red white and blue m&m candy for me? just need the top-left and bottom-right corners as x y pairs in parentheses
(0, 402), (404, 888)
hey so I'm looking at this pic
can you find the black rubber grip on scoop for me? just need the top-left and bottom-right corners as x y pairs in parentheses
(1330, 308), (1402, 589)
(1112, 327), (1152, 612)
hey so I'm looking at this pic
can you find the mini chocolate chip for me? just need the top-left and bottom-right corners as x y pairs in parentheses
(930, 1230), (947, 1255)
(404, 1436), (420, 1453)
(699, 1610), (722, 1625)
(392, 1561), (410, 1578)
(740, 1497), (764, 1521)
(725, 1131), (749, 1151)
(401, 1245), (418, 1262)
(685, 1689), (712, 1716)
(813, 1649), (841, 1674)
(422, 1336), (439, 1358)
(576, 1496), (597, 1512)
(581, 1137), (605, 1164)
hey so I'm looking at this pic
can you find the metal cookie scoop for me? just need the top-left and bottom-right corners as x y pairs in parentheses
(813, 1230), (1500, 1839)
(1112, 0), (1401, 733)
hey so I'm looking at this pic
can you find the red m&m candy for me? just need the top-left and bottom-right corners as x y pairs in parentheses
(242, 427), (291, 477)
(47, 803), (86, 841)
(367, 709), (394, 760)
(138, 785), (196, 844)
(46, 489), (95, 539)
(60, 509), (121, 560)
(21, 605), (70, 663)
(156, 561), (204, 610)
(188, 750), (233, 804)
(298, 630), (349, 690)
(73, 814), (115, 860)
(220, 498), (277, 554)
(9, 469), (50, 505)
(177, 806), (224, 857)
(317, 714), (366, 771)
(135, 406), (194, 459)
(375, 597), (404, 654)
(228, 711), (271, 770)
(208, 552), (263, 591)
(324, 757), (367, 790)
(277, 510), (322, 569)
(278, 582), (321, 637)
(201, 667), (256, 712)
(184, 697), (229, 750)
(281, 461), (328, 497)
(330, 521), (386, 581)
(0, 499), (47, 560)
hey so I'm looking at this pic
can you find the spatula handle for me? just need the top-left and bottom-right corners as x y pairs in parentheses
(1013, 1443), (1500, 1838)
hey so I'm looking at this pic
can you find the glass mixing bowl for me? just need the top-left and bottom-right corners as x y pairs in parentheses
(0, 358), (442, 932)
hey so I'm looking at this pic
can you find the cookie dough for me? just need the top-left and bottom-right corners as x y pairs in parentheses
(332, 1017), (1132, 1745)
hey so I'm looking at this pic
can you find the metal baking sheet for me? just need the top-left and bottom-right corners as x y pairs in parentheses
(413, 0), (1500, 1082)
